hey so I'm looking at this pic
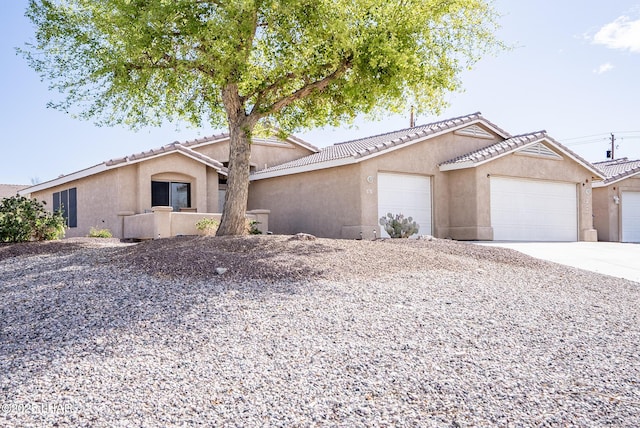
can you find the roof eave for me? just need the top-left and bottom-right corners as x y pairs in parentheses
(18, 162), (109, 195)
(439, 161), (477, 171)
(250, 157), (355, 180)
(593, 169), (640, 187)
(19, 149), (228, 195)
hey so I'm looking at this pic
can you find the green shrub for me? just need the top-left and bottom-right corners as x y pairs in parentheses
(379, 213), (419, 238)
(0, 195), (65, 243)
(195, 217), (219, 235)
(88, 227), (113, 238)
(246, 219), (262, 235)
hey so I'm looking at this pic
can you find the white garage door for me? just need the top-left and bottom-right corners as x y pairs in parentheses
(378, 173), (431, 238)
(490, 177), (577, 241)
(622, 191), (640, 242)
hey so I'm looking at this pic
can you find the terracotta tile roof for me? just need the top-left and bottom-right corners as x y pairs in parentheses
(21, 130), (315, 194)
(106, 143), (227, 173)
(593, 158), (640, 184)
(439, 131), (548, 167)
(253, 112), (507, 176)
(103, 130), (317, 173)
(438, 131), (602, 178)
(0, 184), (28, 199)
(180, 131), (320, 153)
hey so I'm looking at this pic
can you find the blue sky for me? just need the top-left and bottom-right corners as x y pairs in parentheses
(1, 1), (639, 185)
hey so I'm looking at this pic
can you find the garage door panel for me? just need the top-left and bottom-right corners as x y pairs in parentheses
(490, 177), (577, 241)
(378, 173), (431, 238)
(622, 191), (640, 242)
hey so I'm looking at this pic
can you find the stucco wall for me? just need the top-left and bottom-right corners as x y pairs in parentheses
(444, 168), (485, 240)
(593, 177), (640, 241)
(31, 168), (122, 238)
(593, 186), (616, 242)
(248, 163), (362, 238)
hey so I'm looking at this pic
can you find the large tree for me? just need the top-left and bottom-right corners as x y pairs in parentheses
(22, 0), (502, 235)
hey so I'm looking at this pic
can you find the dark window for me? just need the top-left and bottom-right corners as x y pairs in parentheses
(151, 181), (191, 212)
(52, 187), (77, 228)
(151, 181), (170, 206)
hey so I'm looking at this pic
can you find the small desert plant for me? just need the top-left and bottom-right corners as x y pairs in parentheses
(246, 219), (262, 235)
(379, 213), (419, 238)
(88, 227), (113, 238)
(0, 195), (65, 242)
(196, 217), (219, 235)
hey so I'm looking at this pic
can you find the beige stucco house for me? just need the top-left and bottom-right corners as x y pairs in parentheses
(249, 113), (603, 241)
(592, 158), (640, 242)
(19, 133), (318, 239)
(20, 112), (605, 242)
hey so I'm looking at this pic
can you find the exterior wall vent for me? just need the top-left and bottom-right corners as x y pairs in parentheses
(454, 124), (494, 139)
(516, 142), (563, 160)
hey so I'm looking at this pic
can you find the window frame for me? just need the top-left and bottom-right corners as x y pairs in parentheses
(52, 187), (77, 228)
(151, 180), (192, 212)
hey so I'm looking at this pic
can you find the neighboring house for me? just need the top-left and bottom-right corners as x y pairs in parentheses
(249, 113), (603, 242)
(592, 158), (640, 242)
(0, 184), (28, 200)
(18, 133), (318, 239)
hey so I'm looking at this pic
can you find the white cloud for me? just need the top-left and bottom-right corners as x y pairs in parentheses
(593, 63), (615, 74)
(593, 16), (640, 52)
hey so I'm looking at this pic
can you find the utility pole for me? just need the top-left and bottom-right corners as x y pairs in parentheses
(410, 106), (415, 128)
(610, 133), (616, 160)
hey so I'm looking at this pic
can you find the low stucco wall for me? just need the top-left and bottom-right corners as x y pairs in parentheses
(123, 213), (154, 240)
(122, 207), (270, 239)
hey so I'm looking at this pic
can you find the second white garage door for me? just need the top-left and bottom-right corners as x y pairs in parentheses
(490, 177), (577, 241)
(378, 173), (432, 238)
(622, 191), (640, 242)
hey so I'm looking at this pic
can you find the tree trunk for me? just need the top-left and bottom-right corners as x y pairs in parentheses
(217, 84), (255, 236)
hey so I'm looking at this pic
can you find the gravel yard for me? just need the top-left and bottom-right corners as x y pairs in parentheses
(1, 236), (639, 427)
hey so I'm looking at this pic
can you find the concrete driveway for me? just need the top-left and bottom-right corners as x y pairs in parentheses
(477, 241), (640, 283)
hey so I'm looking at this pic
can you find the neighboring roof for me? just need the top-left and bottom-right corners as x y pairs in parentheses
(0, 184), (28, 199)
(252, 112), (511, 179)
(593, 158), (640, 186)
(439, 131), (605, 179)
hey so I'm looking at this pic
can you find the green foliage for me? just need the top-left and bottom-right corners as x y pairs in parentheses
(88, 227), (113, 238)
(379, 213), (419, 239)
(195, 217), (220, 236)
(0, 195), (66, 243)
(21, 0), (503, 235)
(246, 220), (262, 235)
(21, 0), (503, 131)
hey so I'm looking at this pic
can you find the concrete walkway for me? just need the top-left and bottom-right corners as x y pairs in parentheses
(477, 242), (640, 283)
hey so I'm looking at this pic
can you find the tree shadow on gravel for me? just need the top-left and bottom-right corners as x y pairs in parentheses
(111, 235), (345, 283)
(110, 235), (561, 284)
(0, 240), (87, 260)
(0, 241), (325, 391)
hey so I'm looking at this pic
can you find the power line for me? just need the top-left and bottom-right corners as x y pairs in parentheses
(561, 132), (640, 147)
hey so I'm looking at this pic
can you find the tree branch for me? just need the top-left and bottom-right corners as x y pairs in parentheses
(253, 59), (352, 118)
(123, 52), (216, 79)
